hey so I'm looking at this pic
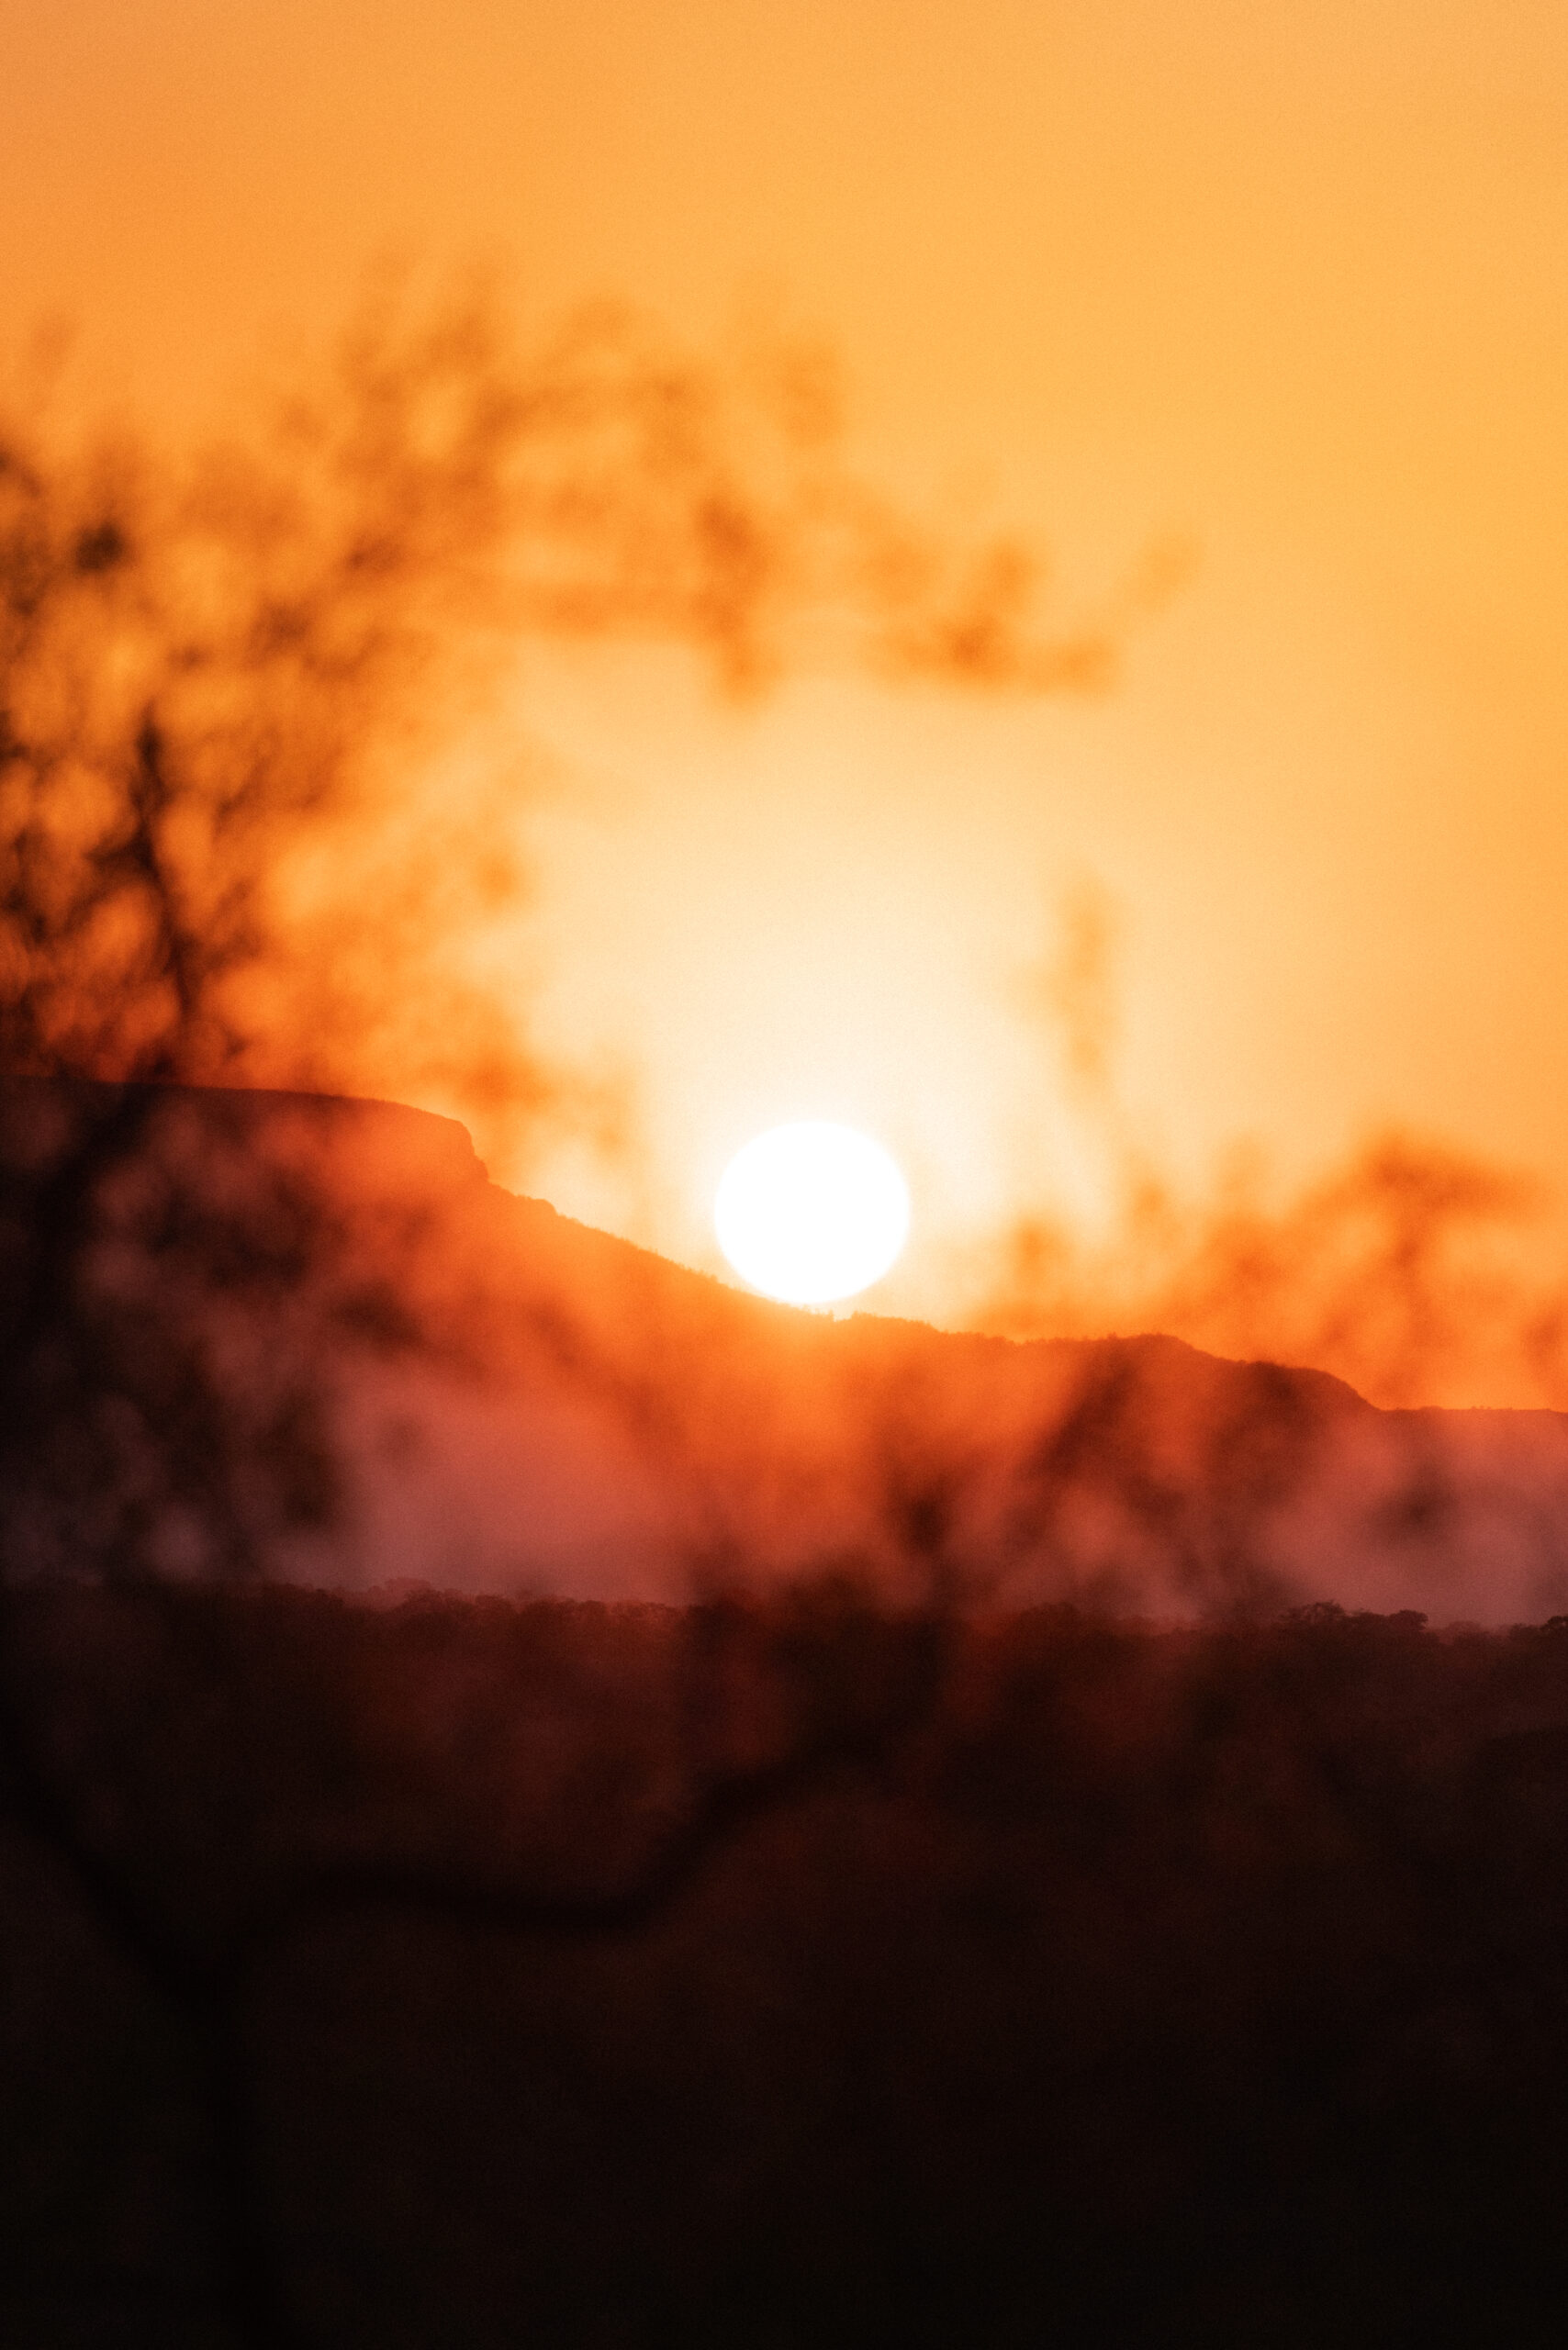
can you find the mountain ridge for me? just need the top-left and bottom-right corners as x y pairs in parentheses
(7, 1078), (1568, 1620)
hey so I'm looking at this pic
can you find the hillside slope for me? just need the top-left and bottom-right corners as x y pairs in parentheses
(6, 1079), (1568, 1618)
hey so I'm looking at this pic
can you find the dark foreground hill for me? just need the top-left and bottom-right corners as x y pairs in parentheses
(5, 1582), (1568, 2348)
(6, 1078), (1568, 1619)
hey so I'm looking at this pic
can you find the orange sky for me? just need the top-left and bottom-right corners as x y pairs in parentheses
(6, 1), (1568, 1351)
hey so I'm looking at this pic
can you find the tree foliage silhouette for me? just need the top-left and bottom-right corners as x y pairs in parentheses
(5, 289), (1568, 2350)
(0, 285), (1104, 2345)
(1, 284), (1113, 1580)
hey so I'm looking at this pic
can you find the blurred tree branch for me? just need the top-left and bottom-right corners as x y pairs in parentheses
(0, 281), (1108, 2342)
(1, 282), (1114, 1583)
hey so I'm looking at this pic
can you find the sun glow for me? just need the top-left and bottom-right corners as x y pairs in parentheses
(714, 1123), (911, 1306)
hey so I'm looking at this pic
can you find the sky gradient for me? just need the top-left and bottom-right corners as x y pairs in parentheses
(6, 1), (1568, 1373)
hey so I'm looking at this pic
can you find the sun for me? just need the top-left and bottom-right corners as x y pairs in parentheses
(714, 1122), (911, 1306)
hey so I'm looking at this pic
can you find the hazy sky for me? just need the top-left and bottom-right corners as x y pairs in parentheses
(6, 1), (1568, 1321)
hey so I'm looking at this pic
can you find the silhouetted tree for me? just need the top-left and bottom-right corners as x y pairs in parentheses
(2, 284), (1116, 1587)
(1, 285), (1111, 2344)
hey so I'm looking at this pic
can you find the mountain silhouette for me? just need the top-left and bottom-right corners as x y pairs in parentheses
(6, 1078), (1568, 1619)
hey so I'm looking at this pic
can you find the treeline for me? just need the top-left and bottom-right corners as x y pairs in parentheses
(4, 1583), (1568, 2346)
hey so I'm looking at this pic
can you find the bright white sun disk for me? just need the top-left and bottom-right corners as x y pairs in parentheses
(714, 1122), (911, 1305)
